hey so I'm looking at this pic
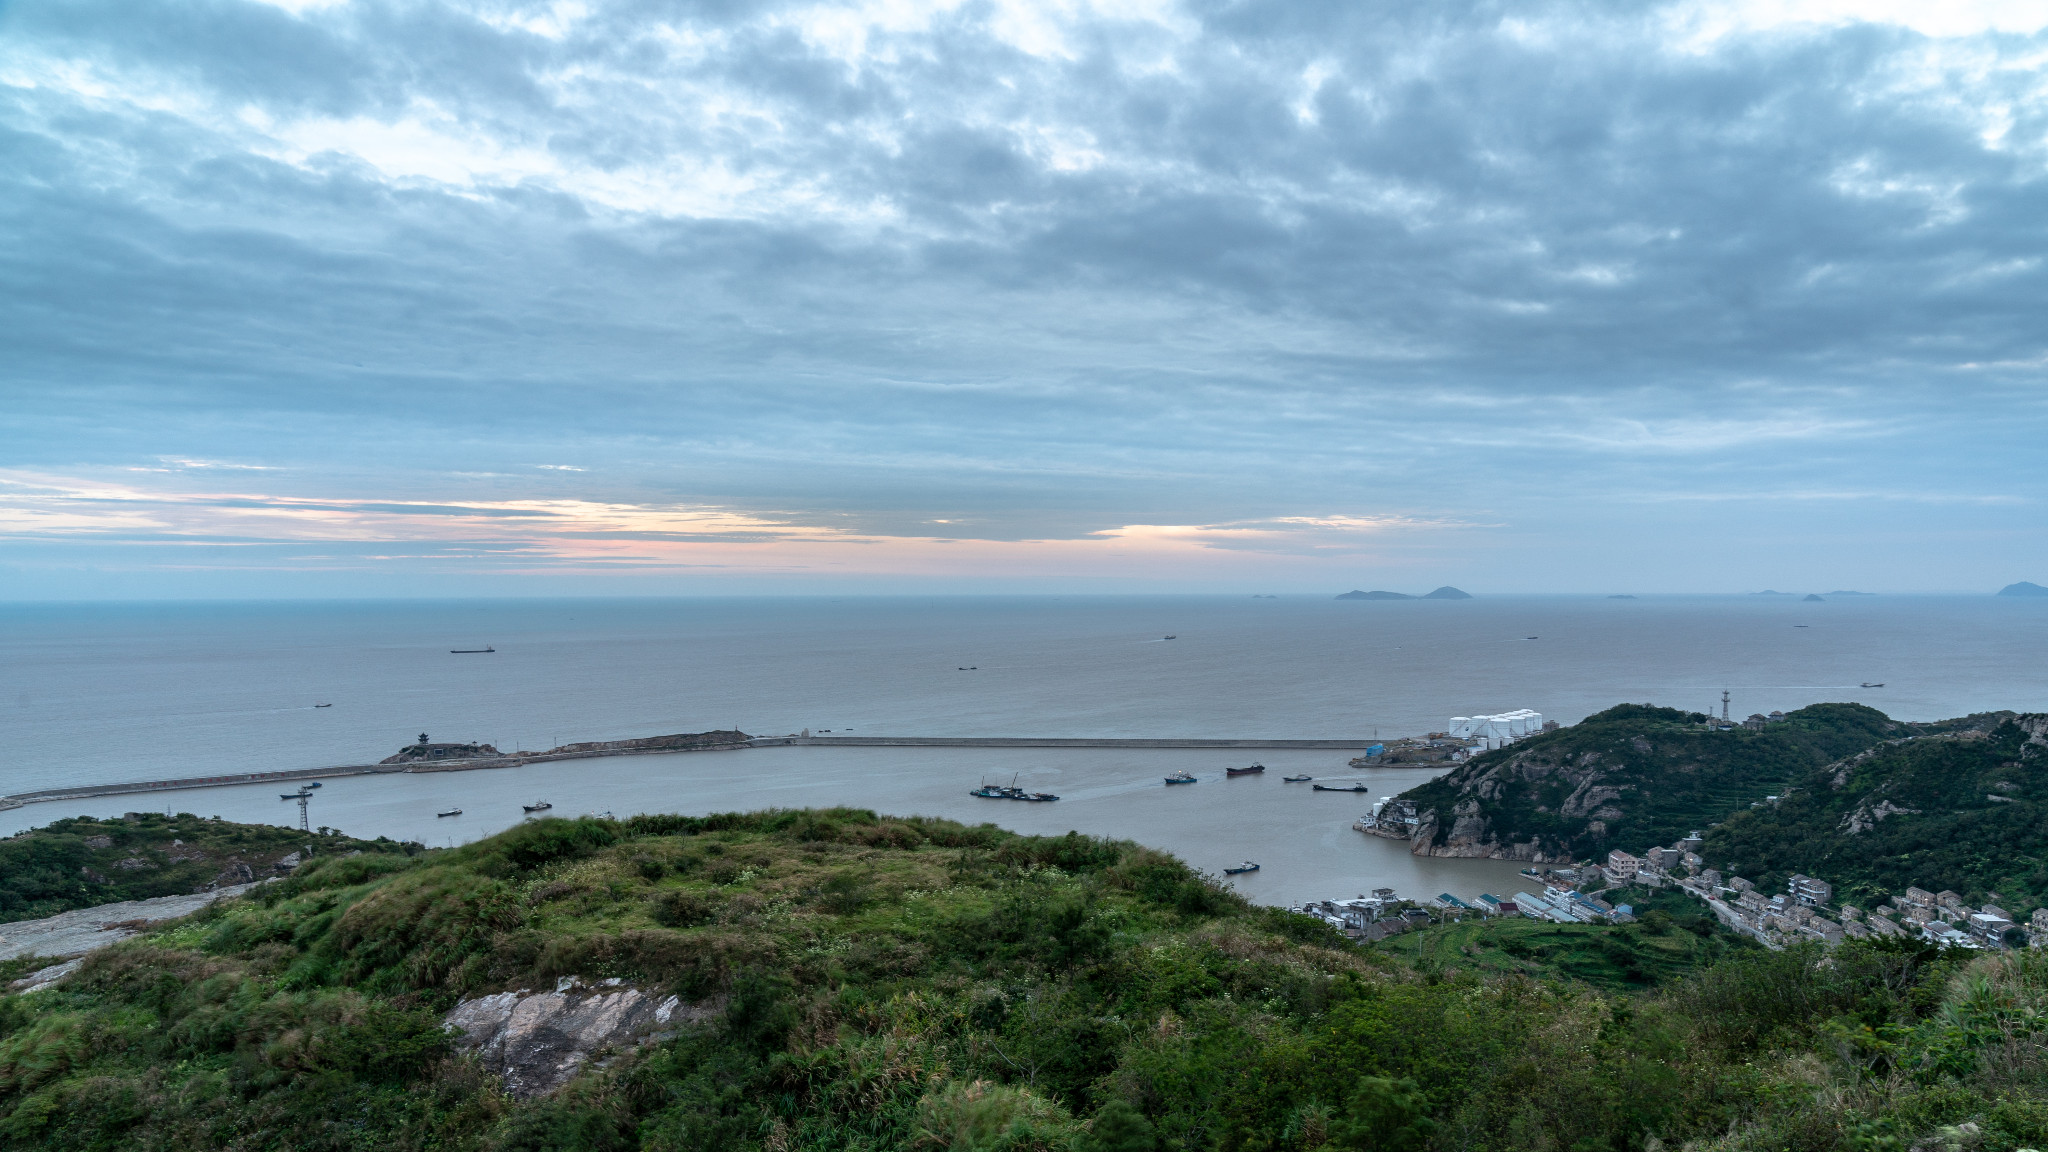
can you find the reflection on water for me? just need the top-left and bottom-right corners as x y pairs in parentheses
(33, 746), (1534, 907)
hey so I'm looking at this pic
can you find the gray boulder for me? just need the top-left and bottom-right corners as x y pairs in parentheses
(443, 978), (719, 1097)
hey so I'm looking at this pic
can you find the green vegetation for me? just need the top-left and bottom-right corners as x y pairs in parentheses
(1374, 897), (1745, 990)
(1705, 714), (2048, 910)
(1400, 703), (1923, 863)
(0, 811), (407, 924)
(4, 809), (2048, 1151)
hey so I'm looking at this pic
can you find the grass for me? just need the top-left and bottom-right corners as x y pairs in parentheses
(1372, 906), (1750, 991)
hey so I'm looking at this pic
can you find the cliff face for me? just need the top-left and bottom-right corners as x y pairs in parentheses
(1390, 702), (1905, 862)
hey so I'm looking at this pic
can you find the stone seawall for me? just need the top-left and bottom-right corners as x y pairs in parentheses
(4, 732), (1378, 809)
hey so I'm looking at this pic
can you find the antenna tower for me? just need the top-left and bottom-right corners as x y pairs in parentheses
(1721, 691), (1730, 722)
(297, 792), (310, 833)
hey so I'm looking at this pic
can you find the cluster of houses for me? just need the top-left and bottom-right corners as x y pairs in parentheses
(1291, 888), (1439, 942)
(1314, 827), (2042, 953)
(1605, 836), (2035, 951)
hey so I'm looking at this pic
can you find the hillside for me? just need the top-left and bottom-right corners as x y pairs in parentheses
(5, 810), (2048, 1152)
(1702, 713), (2048, 908)
(1391, 703), (1903, 863)
(12, 807), (2048, 1147)
(0, 812), (404, 924)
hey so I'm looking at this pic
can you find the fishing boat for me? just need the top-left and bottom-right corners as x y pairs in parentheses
(1313, 783), (1370, 793)
(437, 808), (462, 818)
(1861, 682), (1885, 688)
(1282, 774), (1312, 783)
(1224, 861), (1260, 875)
(450, 646), (495, 654)
(1226, 763), (1266, 776)
(522, 801), (553, 813)
(1164, 771), (1197, 785)
(969, 785), (1010, 799)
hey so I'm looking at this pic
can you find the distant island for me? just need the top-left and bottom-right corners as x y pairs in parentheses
(1802, 594), (1824, 602)
(2000, 581), (2048, 597)
(1335, 586), (1472, 600)
(1607, 594), (1636, 599)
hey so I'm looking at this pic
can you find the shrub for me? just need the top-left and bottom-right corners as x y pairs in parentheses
(651, 891), (714, 928)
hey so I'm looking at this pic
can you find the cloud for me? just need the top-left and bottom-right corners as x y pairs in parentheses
(0, 0), (2044, 592)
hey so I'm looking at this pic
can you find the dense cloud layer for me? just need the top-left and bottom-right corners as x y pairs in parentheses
(1, 0), (2044, 593)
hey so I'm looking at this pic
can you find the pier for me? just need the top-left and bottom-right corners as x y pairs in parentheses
(0, 733), (1383, 810)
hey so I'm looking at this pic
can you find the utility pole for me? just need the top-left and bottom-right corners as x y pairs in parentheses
(297, 792), (310, 833)
(1721, 691), (1730, 723)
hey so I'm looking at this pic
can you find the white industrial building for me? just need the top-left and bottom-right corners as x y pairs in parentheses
(1448, 709), (1543, 749)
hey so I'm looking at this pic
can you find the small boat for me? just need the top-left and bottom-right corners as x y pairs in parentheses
(1165, 771), (1197, 785)
(280, 791), (311, 800)
(303, 782), (322, 788)
(1224, 861), (1260, 875)
(1283, 774), (1312, 783)
(1313, 783), (1370, 793)
(1163, 635), (1176, 640)
(314, 703), (332, 708)
(1526, 636), (1538, 640)
(957, 666), (978, 670)
(1861, 682), (1884, 688)
(437, 808), (462, 818)
(1226, 763), (1266, 776)
(522, 801), (553, 813)
(1023, 792), (1060, 802)
(450, 646), (495, 654)
(969, 785), (1009, 799)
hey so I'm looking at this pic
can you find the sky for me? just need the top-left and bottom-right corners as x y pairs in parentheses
(1, 0), (2045, 598)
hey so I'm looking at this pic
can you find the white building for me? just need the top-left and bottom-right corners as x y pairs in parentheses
(1447, 709), (1545, 749)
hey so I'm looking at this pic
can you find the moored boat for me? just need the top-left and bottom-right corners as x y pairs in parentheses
(969, 785), (1009, 798)
(1024, 792), (1060, 802)
(1164, 771), (1197, 785)
(280, 791), (311, 800)
(437, 808), (462, 817)
(1224, 861), (1260, 874)
(1312, 783), (1370, 792)
(1282, 774), (1312, 782)
(522, 801), (553, 812)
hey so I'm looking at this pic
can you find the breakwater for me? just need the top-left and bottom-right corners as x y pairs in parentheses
(754, 736), (1378, 749)
(0, 732), (1380, 810)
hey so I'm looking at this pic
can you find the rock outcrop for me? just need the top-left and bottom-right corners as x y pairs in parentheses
(444, 977), (718, 1097)
(0, 883), (257, 962)
(381, 741), (503, 764)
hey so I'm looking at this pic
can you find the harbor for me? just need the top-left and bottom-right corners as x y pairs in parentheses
(14, 743), (1536, 908)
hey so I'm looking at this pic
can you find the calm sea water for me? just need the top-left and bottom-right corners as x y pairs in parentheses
(3, 594), (2042, 904)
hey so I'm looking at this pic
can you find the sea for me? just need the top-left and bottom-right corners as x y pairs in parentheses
(3, 594), (2043, 906)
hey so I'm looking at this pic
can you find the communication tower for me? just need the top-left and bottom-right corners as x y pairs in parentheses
(297, 792), (310, 833)
(1721, 691), (1730, 722)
